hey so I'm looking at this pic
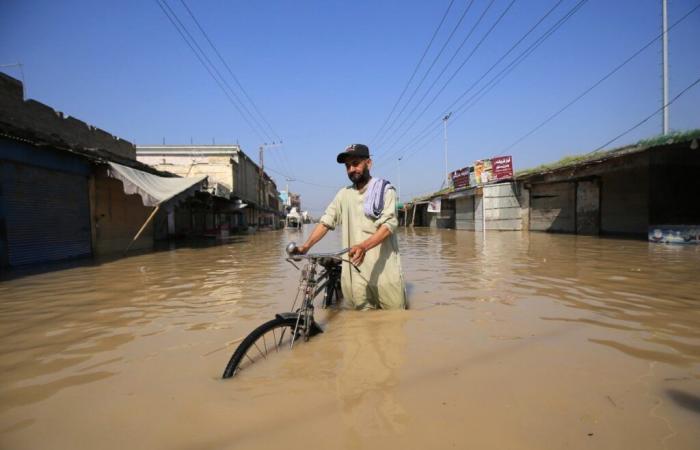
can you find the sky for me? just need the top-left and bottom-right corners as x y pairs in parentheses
(1, 0), (699, 215)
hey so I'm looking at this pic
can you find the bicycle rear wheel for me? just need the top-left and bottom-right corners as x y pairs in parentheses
(222, 315), (321, 379)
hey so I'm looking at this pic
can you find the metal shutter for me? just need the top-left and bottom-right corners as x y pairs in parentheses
(1, 162), (91, 266)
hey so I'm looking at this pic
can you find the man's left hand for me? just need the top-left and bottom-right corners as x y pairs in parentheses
(348, 245), (366, 266)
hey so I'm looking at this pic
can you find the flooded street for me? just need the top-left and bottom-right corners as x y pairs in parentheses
(1, 228), (699, 450)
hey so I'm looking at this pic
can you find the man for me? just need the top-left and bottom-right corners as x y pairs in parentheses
(295, 144), (407, 310)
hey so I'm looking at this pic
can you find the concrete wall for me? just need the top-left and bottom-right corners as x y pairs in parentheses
(0, 73), (135, 160)
(137, 154), (234, 192)
(92, 168), (154, 255)
(529, 182), (576, 232)
(232, 152), (260, 205)
(484, 182), (523, 230)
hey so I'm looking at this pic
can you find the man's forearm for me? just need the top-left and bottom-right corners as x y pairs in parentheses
(359, 224), (392, 251)
(299, 223), (330, 252)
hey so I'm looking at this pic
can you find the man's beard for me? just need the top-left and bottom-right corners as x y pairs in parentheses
(348, 168), (370, 186)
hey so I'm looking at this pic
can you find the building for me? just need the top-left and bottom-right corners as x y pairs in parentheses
(0, 73), (208, 272)
(135, 145), (283, 231)
(407, 131), (700, 239)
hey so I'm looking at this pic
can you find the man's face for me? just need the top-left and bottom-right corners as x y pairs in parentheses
(344, 157), (371, 185)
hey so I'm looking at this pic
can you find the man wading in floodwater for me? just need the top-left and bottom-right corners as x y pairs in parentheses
(293, 144), (407, 310)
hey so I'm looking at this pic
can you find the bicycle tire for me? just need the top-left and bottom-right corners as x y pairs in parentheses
(222, 316), (320, 379)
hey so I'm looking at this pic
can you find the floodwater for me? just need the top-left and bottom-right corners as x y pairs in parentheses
(1, 228), (699, 450)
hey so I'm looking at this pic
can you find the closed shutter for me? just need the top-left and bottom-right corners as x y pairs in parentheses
(455, 197), (475, 230)
(1, 162), (91, 266)
(530, 182), (576, 232)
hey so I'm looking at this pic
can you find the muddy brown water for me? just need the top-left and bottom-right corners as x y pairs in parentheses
(1, 228), (699, 450)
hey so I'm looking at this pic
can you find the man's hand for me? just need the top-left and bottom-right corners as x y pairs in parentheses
(295, 244), (309, 255)
(348, 245), (366, 266)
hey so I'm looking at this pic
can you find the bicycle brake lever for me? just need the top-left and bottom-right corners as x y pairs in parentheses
(285, 258), (301, 270)
(340, 258), (361, 273)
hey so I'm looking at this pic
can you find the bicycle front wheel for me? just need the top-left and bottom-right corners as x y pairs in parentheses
(222, 316), (300, 379)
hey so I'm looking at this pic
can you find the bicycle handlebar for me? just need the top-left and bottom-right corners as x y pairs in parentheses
(285, 242), (359, 272)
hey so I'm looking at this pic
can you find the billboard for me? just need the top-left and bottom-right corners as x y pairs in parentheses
(449, 166), (471, 189)
(491, 155), (513, 181)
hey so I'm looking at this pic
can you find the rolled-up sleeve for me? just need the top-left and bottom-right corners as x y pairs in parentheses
(319, 189), (343, 230)
(375, 187), (398, 234)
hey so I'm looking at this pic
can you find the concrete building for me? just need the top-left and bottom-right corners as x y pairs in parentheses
(0, 73), (208, 272)
(136, 145), (282, 231)
(407, 131), (700, 239)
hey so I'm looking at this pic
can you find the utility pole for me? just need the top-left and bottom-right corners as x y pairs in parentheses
(442, 112), (452, 187)
(662, 0), (670, 134)
(397, 157), (402, 202)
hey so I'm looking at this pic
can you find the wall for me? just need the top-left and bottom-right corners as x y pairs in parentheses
(529, 182), (576, 232)
(92, 168), (154, 255)
(0, 73), (135, 160)
(137, 154), (234, 192)
(484, 183), (523, 230)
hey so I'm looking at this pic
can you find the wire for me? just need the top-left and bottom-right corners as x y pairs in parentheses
(264, 165), (340, 190)
(504, 2), (700, 152)
(376, 0), (590, 166)
(377, 0), (509, 154)
(178, 0), (282, 142)
(589, 75), (700, 154)
(370, 0), (456, 146)
(155, 0), (270, 142)
(373, 0), (478, 150)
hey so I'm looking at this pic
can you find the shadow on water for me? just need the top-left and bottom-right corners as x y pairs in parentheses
(0, 235), (251, 282)
(666, 389), (700, 415)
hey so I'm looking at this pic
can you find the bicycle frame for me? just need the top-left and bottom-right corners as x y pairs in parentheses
(284, 246), (350, 347)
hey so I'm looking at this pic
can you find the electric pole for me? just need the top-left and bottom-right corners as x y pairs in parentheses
(662, 0), (670, 134)
(442, 112), (452, 187)
(397, 157), (402, 202)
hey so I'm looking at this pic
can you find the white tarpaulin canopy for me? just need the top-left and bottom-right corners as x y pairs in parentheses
(107, 162), (208, 209)
(107, 162), (208, 253)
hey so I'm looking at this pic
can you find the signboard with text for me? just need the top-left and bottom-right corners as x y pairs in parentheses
(491, 155), (514, 181)
(449, 166), (471, 189)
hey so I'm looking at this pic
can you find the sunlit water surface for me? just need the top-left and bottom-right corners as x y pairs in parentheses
(1, 228), (699, 450)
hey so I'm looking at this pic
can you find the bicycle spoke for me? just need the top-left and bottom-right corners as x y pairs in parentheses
(253, 342), (266, 360)
(262, 334), (268, 356)
(273, 328), (279, 352)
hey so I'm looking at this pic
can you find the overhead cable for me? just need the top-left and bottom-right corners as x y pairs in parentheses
(589, 75), (700, 153)
(370, 0), (457, 146)
(503, 2), (700, 151)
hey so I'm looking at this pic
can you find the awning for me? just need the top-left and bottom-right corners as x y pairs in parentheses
(107, 162), (208, 210)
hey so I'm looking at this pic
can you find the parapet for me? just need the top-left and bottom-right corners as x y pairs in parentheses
(0, 72), (136, 160)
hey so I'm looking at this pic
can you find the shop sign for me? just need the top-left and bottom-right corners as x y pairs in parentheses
(449, 166), (471, 189)
(491, 155), (514, 180)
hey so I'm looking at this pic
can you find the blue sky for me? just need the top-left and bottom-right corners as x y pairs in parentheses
(2, 0), (699, 215)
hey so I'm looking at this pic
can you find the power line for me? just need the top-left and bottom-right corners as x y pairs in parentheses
(264, 165), (340, 190)
(155, 0), (270, 142)
(504, 2), (700, 152)
(377, 0), (507, 154)
(178, 0), (282, 142)
(373, 0), (478, 150)
(370, 0), (456, 146)
(589, 75), (700, 153)
(376, 0), (590, 166)
(377, 0), (516, 159)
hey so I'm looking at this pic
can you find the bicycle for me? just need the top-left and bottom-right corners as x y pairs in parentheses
(221, 242), (360, 379)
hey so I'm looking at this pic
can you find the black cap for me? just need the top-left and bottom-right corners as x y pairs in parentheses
(336, 143), (370, 163)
